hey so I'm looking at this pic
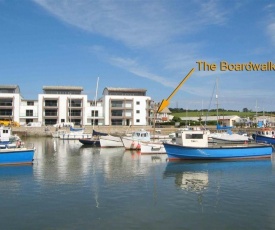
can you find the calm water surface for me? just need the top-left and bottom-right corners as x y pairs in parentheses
(1, 137), (275, 230)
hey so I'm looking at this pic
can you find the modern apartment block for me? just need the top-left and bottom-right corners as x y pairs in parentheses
(0, 85), (153, 126)
(0, 85), (21, 123)
(102, 87), (151, 126)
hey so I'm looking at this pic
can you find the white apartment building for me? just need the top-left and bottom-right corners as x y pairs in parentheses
(0, 85), (22, 123)
(0, 85), (153, 126)
(102, 87), (151, 126)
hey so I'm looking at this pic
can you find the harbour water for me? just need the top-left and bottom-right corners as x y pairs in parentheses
(1, 137), (275, 229)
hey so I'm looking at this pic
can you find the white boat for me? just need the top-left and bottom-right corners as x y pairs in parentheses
(122, 129), (167, 154)
(59, 127), (92, 140)
(99, 135), (124, 147)
(121, 129), (151, 150)
(59, 132), (92, 140)
(138, 141), (166, 154)
(208, 125), (249, 144)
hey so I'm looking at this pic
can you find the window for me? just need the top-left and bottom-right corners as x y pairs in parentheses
(26, 110), (33, 116)
(136, 101), (140, 105)
(69, 99), (82, 107)
(45, 100), (57, 107)
(91, 110), (99, 117)
(136, 119), (140, 123)
(111, 119), (123, 125)
(111, 110), (123, 116)
(45, 119), (57, 125)
(136, 110), (140, 114)
(27, 101), (34, 106)
(91, 119), (98, 125)
(69, 110), (81, 116)
(45, 109), (57, 116)
(111, 101), (123, 107)
(185, 134), (203, 139)
(0, 109), (12, 116)
(0, 99), (12, 106)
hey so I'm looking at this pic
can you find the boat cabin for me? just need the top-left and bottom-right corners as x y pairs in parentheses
(175, 128), (209, 148)
(0, 126), (12, 142)
(256, 128), (275, 138)
(131, 129), (151, 142)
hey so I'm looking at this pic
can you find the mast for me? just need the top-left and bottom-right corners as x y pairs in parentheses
(92, 77), (99, 130)
(216, 78), (219, 125)
(69, 93), (71, 123)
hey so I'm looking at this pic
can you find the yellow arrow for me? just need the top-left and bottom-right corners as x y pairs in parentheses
(157, 68), (195, 113)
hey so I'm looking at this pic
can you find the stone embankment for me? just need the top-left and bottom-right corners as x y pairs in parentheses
(11, 125), (259, 138)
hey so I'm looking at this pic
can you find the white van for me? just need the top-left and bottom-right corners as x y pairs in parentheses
(53, 122), (74, 128)
(26, 122), (42, 127)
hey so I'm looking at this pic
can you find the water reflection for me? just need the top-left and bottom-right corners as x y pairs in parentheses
(29, 137), (168, 185)
(164, 159), (273, 192)
(2, 137), (275, 229)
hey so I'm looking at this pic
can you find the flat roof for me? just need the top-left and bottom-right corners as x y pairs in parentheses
(105, 87), (147, 92)
(43, 86), (83, 91)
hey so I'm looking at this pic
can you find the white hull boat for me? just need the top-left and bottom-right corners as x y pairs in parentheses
(59, 132), (92, 140)
(99, 135), (124, 147)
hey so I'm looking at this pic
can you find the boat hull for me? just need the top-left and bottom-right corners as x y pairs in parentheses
(139, 142), (166, 154)
(122, 137), (142, 150)
(0, 148), (35, 165)
(79, 138), (100, 147)
(252, 134), (275, 145)
(163, 142), (273, 160)
(99, 135), (124, 147)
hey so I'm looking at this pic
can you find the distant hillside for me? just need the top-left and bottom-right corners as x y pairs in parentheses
(169, 108), (275, 118)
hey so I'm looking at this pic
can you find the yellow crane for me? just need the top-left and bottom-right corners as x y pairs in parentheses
(157, 68), (195, 113)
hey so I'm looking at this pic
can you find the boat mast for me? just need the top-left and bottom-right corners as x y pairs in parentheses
(69, 93), (71, 124)
(216, 78), (219, 125)
(92, 77), (99, 130)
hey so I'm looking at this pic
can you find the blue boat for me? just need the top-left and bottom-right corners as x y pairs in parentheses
(163, 128), (273, 161)
(252, 128), (275, 145)
(0, 146), (35, 165)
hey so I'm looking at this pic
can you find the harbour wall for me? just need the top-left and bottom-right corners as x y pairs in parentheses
(11, 125), (259, 137)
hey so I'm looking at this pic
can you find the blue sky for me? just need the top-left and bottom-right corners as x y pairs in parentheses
(1, 0), (275, 112)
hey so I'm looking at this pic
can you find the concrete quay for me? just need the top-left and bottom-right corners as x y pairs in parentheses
(11, 125), (259, 138)
(11, 125), (178, 137)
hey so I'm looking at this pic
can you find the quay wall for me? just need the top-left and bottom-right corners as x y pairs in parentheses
(11, 125), (260, 138)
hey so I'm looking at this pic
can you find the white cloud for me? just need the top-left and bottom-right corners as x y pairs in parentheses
(32, 0), (228, 48)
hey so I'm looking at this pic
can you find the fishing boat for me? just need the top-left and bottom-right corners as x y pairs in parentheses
(0, 142), (35, 165)
(163, 128), (273, 161)
(121, 129), (151, 150)
(121, 129), (168, 154)
(252, 128), (275, 145)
